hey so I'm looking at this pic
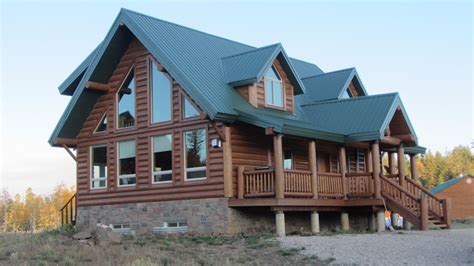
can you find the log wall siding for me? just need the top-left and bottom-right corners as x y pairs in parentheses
(75, 38), (224, 206)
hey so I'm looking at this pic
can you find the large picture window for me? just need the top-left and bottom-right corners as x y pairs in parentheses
(118, 140), (136, 186)
(184, 129), (207, 180)
(152, 134), (173, 183)
(264, 66), (283, 107)
(150, 61), (172, 123)
(91, 145), (107, 189)
(117, 68), (136, 128)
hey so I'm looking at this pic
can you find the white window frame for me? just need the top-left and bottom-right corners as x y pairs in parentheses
(117, 140), (137, 187)
(116, 65), (136, 129)
(183, 129), (207, 181)
(264, 65), (284, 108)
(90, 144), (107, 190)
(93, 112), (107, 134)
(151, 134), (173, 184)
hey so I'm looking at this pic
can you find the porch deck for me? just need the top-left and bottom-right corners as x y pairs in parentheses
(229, 167), (385, 208)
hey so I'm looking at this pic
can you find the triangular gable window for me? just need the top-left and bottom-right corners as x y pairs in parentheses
(182, 96), (199, 118)
(94, 113), (107, 133)
(117, 67), (136, 128)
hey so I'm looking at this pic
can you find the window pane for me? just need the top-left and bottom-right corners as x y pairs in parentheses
(92, 146), (107, 178)
(184, 129), (207, 180)
(265, 80), (273, 105)
(153, 135), (173, 183)
(284, 150), (293, 170)
(118, 69), (136, 128)
(185, 129), (207, 169)
(151, 62), (172, 123)
(341, 89), (351, 99)
(183, 97), (199, 118)
(266, 66), (280, 81)
(119, 140), (136, 175)
(273, 81), (283, 107)
(186, 169), (206, 179)
(119, 176), (136, 186)
(95, 114), (107, 132)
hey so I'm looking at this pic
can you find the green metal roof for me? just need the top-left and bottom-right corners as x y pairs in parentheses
(222, 43), (305, 94)
(431, 175), (472, 194)
(301, 68), (367, 103)
(301, 93), (417, 142)
(49, 8), (421, 151)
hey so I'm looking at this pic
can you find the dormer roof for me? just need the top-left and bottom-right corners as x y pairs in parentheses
(222, 43), (306, 94)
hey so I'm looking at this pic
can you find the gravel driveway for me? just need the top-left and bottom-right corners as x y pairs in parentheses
(280, 229), (474, 265)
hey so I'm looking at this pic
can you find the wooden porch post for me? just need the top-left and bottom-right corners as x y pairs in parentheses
(309, 140), (318, 199)
(409, 154), (418, 180)
(237, 166), (245, 199)
(366, 149), (373, 173)
(339, 146), (348, 199)
(388, 152), (396, 175)
(420, 195), (429, 230)
(223, 126), (233, 198)
(397, 145), (406, 187)
(274, 134), (284, 199)
(372, 141), (381, 199)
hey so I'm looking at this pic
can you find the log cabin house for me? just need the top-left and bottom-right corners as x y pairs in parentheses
(50, 9), (451, 235)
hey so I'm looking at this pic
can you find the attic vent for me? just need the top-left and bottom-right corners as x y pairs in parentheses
(110, 223), (131, 235)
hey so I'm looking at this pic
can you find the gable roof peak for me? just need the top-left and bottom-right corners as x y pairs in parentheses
(301, 67), (356, 80)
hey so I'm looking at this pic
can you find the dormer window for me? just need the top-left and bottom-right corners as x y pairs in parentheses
(341, 88), (352, 99)
(264, 66), (283, 108)
(117, 67), (136, 128)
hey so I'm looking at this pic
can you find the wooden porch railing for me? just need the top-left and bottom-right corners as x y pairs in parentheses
(239, 169), (275, 198)
(385, 173), (400, 184)
(317, 172), (344, 198)
(60, 193), (77, 226)
(347, 172), (373, 197)
(284, 170), (312, 197)
(405, 178), (448, 225)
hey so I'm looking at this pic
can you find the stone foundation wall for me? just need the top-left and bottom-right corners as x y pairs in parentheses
(77, 198), (373, 235)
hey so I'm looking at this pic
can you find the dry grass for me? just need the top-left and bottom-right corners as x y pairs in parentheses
(0, 227), (331, 265)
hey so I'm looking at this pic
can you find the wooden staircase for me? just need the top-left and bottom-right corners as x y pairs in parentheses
(380, 175), (451, 230)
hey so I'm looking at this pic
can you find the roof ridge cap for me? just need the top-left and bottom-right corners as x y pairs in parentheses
(122, 9), (257, 50)
(221, 43), (281, 60)
(301, 67), (355, 80)
(301, 92), (399, 107)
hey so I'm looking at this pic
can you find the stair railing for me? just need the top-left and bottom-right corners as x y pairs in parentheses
(60, 193), (77, 225)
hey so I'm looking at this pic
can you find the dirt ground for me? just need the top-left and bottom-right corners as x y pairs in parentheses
(0, 228), (331, 266)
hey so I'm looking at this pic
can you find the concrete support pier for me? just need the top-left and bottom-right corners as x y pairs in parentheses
(377, 210), (385, 232)
(369, 213), (376, 231)
(311, 211), (320, 234)
(276, 211), (285, 237)
(341, 212), (350, 231)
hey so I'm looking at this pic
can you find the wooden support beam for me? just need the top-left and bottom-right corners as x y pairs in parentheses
(308, 140), (318, 199)
(389, 152), (396, 175)
(237, 166), (245, 199)
(339, 146), (348, 199)
(392, 134), (416, 143)
(381, 136), (401, 146)
(210, 122), (225, 142)
(346, 141), (370, 149)
(86, 81), (110, 92)
(273, 134), (284, 199)
(265, 127), (275, 135)
(409, 154), (418, 179)
(62, 144), (77, 162)
(420, 195), (429, 230)
(397, 145), (406, 187)
(223, 126), (233, 198)
(372, 142), (381, 199)
(54, 138), (78, 146)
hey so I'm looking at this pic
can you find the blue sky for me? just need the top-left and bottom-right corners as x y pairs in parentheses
(1, 0), (472, 195)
